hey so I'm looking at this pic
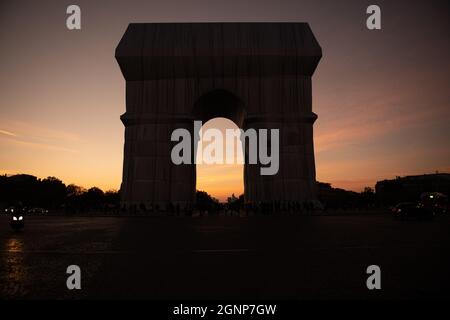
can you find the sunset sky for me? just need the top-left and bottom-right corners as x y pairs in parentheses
(0, 0), (449, 201)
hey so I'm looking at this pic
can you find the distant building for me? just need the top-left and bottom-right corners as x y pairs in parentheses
(375, 173), (450, 204)
(316, 182), (360, 209)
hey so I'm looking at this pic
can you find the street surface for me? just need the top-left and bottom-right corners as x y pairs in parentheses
(1, 212), (449, 299)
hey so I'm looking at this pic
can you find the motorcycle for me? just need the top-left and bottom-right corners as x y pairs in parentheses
(10, 209), (25, 231)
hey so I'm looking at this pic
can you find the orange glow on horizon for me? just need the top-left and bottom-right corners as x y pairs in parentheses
(195, 118), (244, 202)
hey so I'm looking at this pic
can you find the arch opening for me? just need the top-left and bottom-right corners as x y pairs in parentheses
(196, 118), (244, 203)
(193, 89), (246, 127)
(193, 89), (245, 203)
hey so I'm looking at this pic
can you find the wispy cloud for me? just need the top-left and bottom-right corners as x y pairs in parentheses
(3, 120), (80, 143)
(0, 129), (17, 137)
(315, 94), (449, 153)
(9, 139), (78, 154)
(0, 119), (80, 153)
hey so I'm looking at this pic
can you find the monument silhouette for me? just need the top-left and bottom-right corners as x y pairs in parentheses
(116, 22), (322, 210)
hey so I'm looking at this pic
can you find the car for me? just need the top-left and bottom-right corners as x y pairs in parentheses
(420, 192), (448, 215)
(28, 207), (49, 214)
(392, 202), (435, 220)
(4, 206), (16, 214)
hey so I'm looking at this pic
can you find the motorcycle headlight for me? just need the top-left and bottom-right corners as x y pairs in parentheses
(19, 216), (23, 220)
(13, 216), (17, 221)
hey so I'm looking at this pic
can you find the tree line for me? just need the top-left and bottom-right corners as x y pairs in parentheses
(0, 174), (119, 213)
(0, 174), (379, 213)
(2, 173), (446, 214)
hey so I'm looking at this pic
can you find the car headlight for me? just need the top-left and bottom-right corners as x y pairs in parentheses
(13, 216), (17, 221)
(19, 216), (23, 220)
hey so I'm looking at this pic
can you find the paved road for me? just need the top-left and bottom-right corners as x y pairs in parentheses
(1, 213), (449, 299)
